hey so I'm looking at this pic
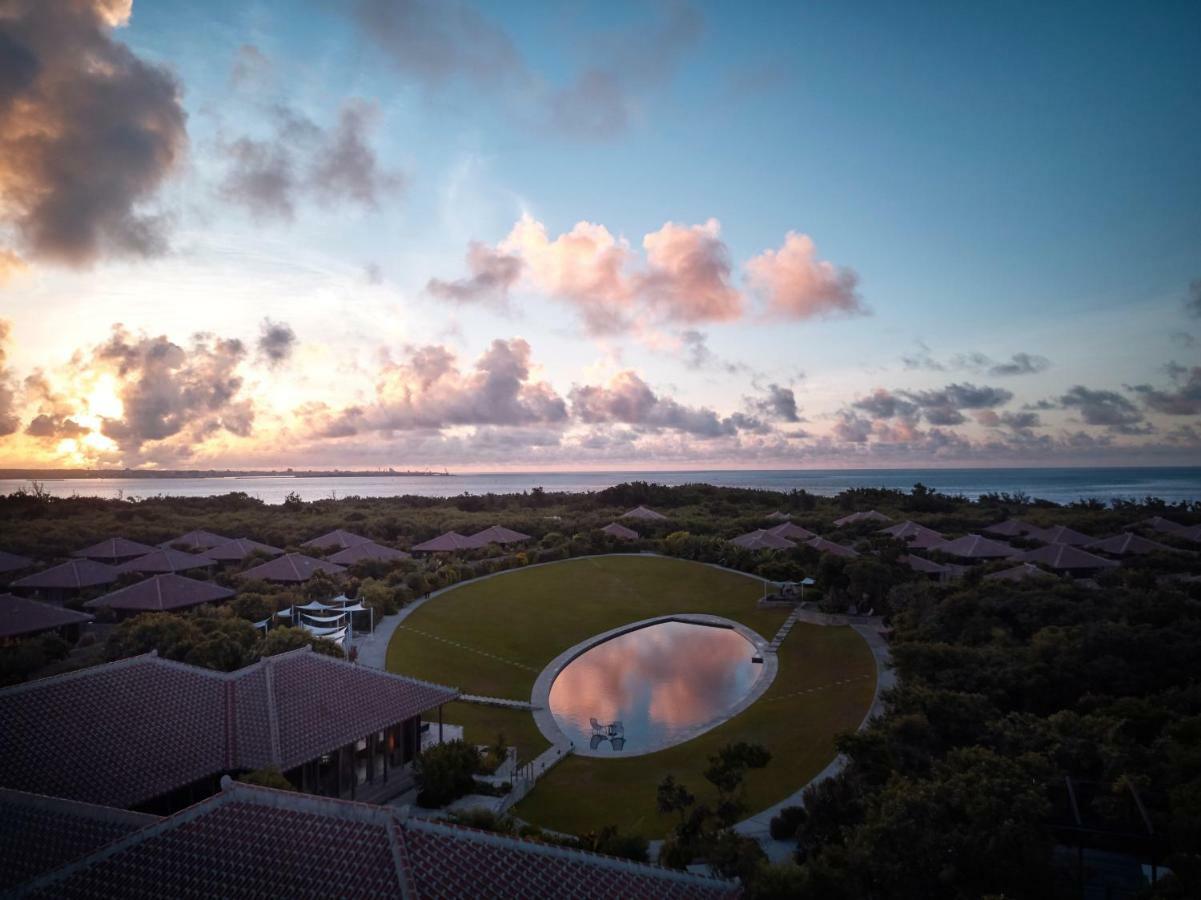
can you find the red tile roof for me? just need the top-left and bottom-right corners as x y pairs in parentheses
(115, 548), (217, 575)
(202, 537), (285, 561)
(158, 529), (231, 552)
(833, 510), (892, 527)
(730, 529), (796, 551)
(18, 782), (739, 899)
(767, 521), (817, 541)
(983, 518), (1039, 538)
(85, 574), (235, 613)
(328, 541), (413, 565)
(0, 649), (457, 809)
(11, 559), (119, 591)
(1087, 532), (1177, 556)
(0, 789), (159, 892)
(902, 555), (966, 579)
(805, 536), (860, 558)
(411, 531), (478, 552)
(1138, 516), (1186, 534)
(1019, 543), (1120, 572)
(879, 520), (945, 549)
(1028, 525), (1095, 547)
(302, 529), (373, 551)
(71, 537), (156, 561)
(929, 534), (1019, 560)
(467, 524), (532, 545)
(622, 505), (668, 521)
(984, 563), (1056, 583)
(0, 593), (92, 639)
(600, 522), (639, 540)
(239, 552), (346, 583)
(0, 550), (34, 575)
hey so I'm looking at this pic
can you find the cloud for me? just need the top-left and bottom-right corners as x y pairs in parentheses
(745, 232), (864, 320)
(900, 383), (1014, 426)
(901, 344), (1050, 377)
(1187, 279), (1201, 318)
(21, 370), (89, 441)
(88, 326), (254, 451)
(219, 101), (399, 222)
(853, 389), (917, 422)
(0, 0), (187, 267)
(230, 44), (270, 87)
(637, 219), (742, 323)
(257, 319), (296, 368)
(1130, 365), (1201, 416)
(987, 352), (1050, 376)
(0, 321), (20, 436)
(310, 338), (567, 437)
(1059, 385), (1149, 435)
(753, 384), (800, 423)
(0, 249), (27, 284)
(570, 370), (758, 438)
(427, 242), (522, 306)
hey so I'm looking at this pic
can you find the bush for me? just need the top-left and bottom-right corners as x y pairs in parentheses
(0, 638), (48, 686)
(448, 809), (516, 834)
(769, 805), (807, 841)
(414, 739), (481, 808)
(237, 767), (296, 791)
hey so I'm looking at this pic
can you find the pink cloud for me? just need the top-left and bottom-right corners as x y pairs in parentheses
(635, 218), (742, 323)
(746, 232), (864, 320)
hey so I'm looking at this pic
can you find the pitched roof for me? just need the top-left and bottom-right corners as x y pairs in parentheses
(0, 550), (34, 575)
(621, 505), (668, 521)
(984, 562), (1057, 583)
(201, 537), (284, 561)
(902, 555), (966, 579)
(0, 789), (159, 892)
(239, 552), (345, 583)
(157, 529), (231, 552)
(1019, 543), (1120, 572)
(729, 529), (796, 551)
(17, 781), (738, 899)
(833, 510), (892, 527)
(115, 548), (217, 575)
(1028, 524), (1095, 547)
(1177, 524), (1201, 543)
(0, 648), (458, 809)
(1139, 516), (1186, 534)
(0, 593), (93, 640)
(411, 531), (478, 553)
(467, 524), (532, 545)
(70, 537), (156, 561)
(1087, 532), (1177, 556)
(11, 559), (119, 591)
(983, 518), (1039, 538)
(600, 522), (639, 540)
(929, 534), (1019, 560)
(879, 520), (945, 549)
(767, 521), (817, 541)
(765, 510), (791, 521)
(805, 536), (860, 558)
(85, 575), (235, 613)
(327, 541), (413, 565)
(302, 529), (373, 552)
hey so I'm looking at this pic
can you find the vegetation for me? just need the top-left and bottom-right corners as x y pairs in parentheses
(414, 739), (483, 808)
(237, 767), (297, 792)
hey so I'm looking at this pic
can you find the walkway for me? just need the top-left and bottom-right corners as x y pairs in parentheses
(460, 694), (540, 710)
(767, 607), (801, 652)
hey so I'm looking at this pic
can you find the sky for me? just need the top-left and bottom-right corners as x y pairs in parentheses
(0, 0), (1199, 472)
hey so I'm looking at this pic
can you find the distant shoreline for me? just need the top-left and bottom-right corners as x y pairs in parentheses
(0, 469), (455, 480)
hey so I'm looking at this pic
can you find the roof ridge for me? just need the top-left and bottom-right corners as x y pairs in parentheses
(388, 818), (417, 899)
(263, 653), (282, 764)
(0, 787), (160, 829)
(0, 650), (160, 695)
(299, 649), (460, 695)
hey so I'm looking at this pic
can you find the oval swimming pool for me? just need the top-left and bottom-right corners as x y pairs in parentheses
(547, 619), (764, 755)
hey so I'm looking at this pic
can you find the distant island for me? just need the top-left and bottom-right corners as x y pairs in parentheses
(0, 468), (454, 480)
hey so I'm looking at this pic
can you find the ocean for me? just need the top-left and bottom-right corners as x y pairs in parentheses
(2, 467), (1200, 506)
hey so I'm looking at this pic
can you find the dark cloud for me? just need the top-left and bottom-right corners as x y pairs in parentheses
(257, 319), (296, 368)
(851, 382), (1011, 428)
(976, 409), (1041, 432)
(753, 384), (800, 423)
(89, 326), (254, 451)
(988, 352), (1050, 377)
(427, 242), (522, 305)
(219, 101), (399, 221)
(853, 389), (918, 421)
(570, 371), (754, 438)
(0, 0), (187, 267)
(901, 345), (1049, 377)
(0, 320), (19, 436)
(1171, 331), (1196, 348)
(21, 369), (89, 441)
(1130, 365), (1201, 416)
(1059, 385), (1149, 435)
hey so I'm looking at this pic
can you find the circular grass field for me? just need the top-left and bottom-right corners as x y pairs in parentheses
(385, 555), (876, 837)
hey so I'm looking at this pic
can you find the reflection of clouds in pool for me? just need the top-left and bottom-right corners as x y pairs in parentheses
(549, 621), (758, 749)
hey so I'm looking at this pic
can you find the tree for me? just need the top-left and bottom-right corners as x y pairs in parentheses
(414, 739), (481, 808)
(259, 626), (344, 659)
(656, 775), (695, 825)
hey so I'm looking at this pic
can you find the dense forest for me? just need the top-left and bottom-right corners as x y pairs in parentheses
(2, 480), (1199, 897)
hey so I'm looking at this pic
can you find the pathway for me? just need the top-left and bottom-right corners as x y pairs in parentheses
(460, 694), (540, 710)
(767, 607), (801, 652)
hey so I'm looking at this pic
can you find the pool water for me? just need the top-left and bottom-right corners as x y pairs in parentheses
(548, 620), (763, 754)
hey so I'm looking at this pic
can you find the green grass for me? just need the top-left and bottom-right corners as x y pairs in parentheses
(385, 555), (876, 837)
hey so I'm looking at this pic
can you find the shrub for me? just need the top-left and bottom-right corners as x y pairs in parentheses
(415, 740), (481, 808)
(769, 806), (807, 841)
(237, 767), (296, 791)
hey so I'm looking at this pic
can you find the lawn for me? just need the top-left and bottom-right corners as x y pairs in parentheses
(386, 555), (877, 836)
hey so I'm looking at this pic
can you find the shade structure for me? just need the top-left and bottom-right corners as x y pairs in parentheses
(768, 521), (817, 541)
(983, 518), (1040, 538)
(928, 534), (1019, 560)
(158, 530), (231, 552)
(1019, 543), (1119, 572)
(879, 520), (945, 549)
(0, 592), (93, 639)
(202, 538), (285, 562)
(833, 510), (892, 527)
(730, 529), (796, 551)
(11, 559), (119, 591)
(466, 524), (532, 546)
(601, 522), (639, 540)
(805, 536), (860, 558)
(410, 531), (478, 553)
(621, 505), (668, 521)
(1087, 532), (1177, 557)
(327, 541), (412, 565)
(239, 552), (346, 583)
(116, 548), (217, 575)
(86, 574), (235, 613)
(301, 529), (372, 552)
(984, 562), (1056, 583)
(1028, 525), (1095, 547)
(71, 537), (156, 562)
(0, 550), (33, 576)
(1139, 516), (1186, 534)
